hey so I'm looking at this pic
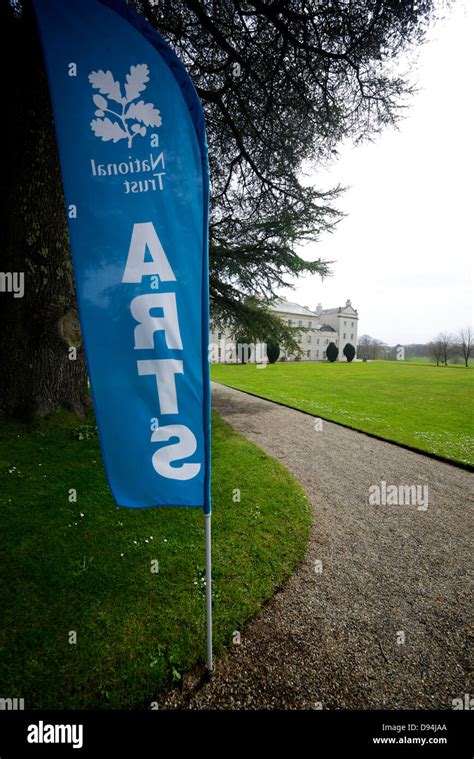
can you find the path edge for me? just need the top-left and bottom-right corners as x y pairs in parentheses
(211, 380), (474, 473)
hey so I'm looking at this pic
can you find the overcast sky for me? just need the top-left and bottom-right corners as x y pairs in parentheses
(277, 1), (473, 345)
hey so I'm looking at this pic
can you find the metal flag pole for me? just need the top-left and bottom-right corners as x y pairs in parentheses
(205, 511), (213, 672)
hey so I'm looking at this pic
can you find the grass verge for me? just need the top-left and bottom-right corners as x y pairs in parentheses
(211, 361), (474, 467)
(0, 410), (311, 709)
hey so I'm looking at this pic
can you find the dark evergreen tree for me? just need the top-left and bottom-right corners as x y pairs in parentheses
(266, 342), (280, 364)
(326, 342), (338, 362)
(1, 0), (438, 416)
(343, 343), (356, 362)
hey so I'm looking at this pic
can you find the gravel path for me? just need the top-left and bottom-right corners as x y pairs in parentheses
(159, 382), (473, 710)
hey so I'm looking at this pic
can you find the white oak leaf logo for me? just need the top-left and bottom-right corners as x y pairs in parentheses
(125, 64), (149, 102)
(88, 63), (162, 148)
(126, 100), (162, 127)
(90, 117), (128, 143)
(88, 70), (123, 104)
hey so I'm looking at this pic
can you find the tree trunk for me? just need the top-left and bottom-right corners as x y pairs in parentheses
(0, 3), (90, 420)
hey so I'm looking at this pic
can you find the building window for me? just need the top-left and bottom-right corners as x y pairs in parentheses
(344, 321), (347, 326)
(218, 332), (222, 339)
(351, 321), (354, 326)
(323, 350), (326, 358)
(306, 350), (310, 357)
(325, 338), (329, 344)
(299, 320), (303, 327)
(343, 333), (346, 339)
(307, 335), (311, 343)
(317, 338), (319, 345)
(316, 350), (319, 358)
(288, 319), (292, 327)
(351, 334), (354, 340)
(218, 348), (221, 358)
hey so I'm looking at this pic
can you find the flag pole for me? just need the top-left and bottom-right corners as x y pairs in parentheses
(205, 511), (213, 672)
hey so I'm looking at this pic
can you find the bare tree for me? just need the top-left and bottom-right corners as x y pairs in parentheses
(357, 334), (385, 361)
(439, 332), (453, 366)
(458, 327), (473, 368)
(428, 333), (453, 366)
(427, 338), (443, 366)
(357, 335), (371, 360)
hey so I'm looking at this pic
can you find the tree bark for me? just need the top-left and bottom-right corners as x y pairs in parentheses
(0, 3), (90, 420)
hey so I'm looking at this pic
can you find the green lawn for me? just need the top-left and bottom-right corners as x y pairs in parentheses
(404, 356), (471, 366)
(0, 410), (310, 709)
(404, 356), (436, 364)
(211, 361), (474, 467)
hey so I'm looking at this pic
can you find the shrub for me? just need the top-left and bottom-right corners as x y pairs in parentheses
(326, 342), (338, 362)
(266, 342), (280, 364)
(343, 343), (356, 362)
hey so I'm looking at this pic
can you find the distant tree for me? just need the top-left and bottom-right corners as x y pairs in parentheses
(357, 335), (371, 360)
(326, 342), (338, 363)
(384, 344), (399, 361)
(343, 343), (356, 362)
(427, 338), (443, 366)
(438, 332), (453, 366)
(458, 327), (473, 368)
(357, 334), (385, 360)
(428, 333), (453, 366)
(402, 343), (430, 360)
(376, 340), (388, 360)
(266, 342), (280, 364)
(379, 342), (390, 360)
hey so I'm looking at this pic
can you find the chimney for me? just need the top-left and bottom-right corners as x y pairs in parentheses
(315, 303), (322, 316)
(345, 298), (351, 307)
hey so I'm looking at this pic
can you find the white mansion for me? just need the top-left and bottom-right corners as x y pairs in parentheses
(210, 298), (359, 363)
